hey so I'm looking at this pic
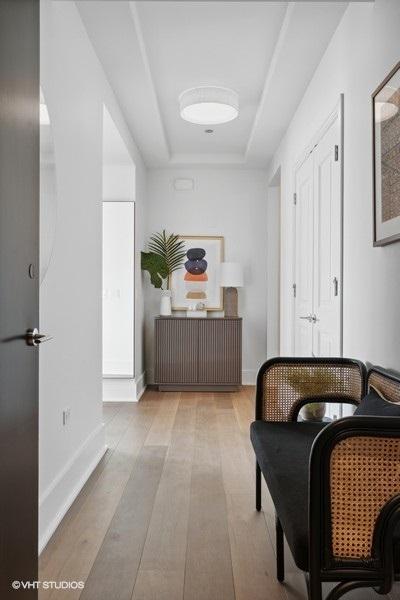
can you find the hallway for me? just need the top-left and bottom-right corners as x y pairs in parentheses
(39, 392), (395, 600)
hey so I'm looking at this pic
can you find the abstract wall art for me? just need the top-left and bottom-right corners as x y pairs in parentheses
(373, 61), (400, 245)
(169, 236), (224, 311)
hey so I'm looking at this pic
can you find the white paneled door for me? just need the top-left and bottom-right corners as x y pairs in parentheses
(294, 112), (342, 357)
(294, 152), (314, 356)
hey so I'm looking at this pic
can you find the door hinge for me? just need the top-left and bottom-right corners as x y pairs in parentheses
(334, 145), (339, 161)
(333, 276), (339, 296)
(292, 283), (297, 298)
(293, 192), (297, 206)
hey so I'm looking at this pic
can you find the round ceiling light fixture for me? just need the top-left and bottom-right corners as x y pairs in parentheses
(179, 86), (239, 125)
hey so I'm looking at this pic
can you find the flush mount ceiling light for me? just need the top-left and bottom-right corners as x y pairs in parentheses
(179, 86), (239, 125)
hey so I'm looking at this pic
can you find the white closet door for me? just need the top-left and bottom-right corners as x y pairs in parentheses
(312, 120), (341, 357)
(294, 153), (314, 356)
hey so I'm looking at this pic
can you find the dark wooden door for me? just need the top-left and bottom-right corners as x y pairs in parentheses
(0, 1), (39, 597)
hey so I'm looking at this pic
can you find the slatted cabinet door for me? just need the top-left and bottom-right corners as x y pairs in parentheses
(198, 318), (242, 385)
(155, 318), (198, 384)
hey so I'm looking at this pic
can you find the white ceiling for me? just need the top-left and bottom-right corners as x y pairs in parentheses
(77, 1), (348, 168)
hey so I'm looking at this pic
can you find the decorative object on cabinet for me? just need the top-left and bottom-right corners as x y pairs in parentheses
(186, 301), (207, 318)
(154, 317), (241, 391)
(373, 61), (400, 246)
(169, 235), (224, 311)
(141, 230), (186, 315)
(220, 262), (243, 317)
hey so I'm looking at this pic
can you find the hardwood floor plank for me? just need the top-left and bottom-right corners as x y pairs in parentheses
(183, 395), (235, 600)
(39, 397), (159, 600)
(144, 392), (180, 447)
(80, 445), (167, 600)
(215, 393), (254, 494)
(132, 393), (197, 600)
(215, 390), (286, 600)
(105, 402), (139, 451)
(40, 387), (393, 600)
(226, 492), (286, 600)
(102, 401), (120, 424)
(40, 403), (134, 573)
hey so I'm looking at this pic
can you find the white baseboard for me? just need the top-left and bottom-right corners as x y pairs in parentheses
(242, 369), (257, 385)
(136, 371), (147, 400)
(39, 423), (106, 554)
(102, 372), (146, 402)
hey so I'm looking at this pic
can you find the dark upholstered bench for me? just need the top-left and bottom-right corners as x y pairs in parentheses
(250, 358), (400, 600)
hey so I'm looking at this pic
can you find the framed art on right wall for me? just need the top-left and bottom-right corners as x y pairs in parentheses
(373, 61), (400, 246)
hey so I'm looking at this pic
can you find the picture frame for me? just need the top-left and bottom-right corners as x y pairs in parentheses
(169, 235), (224, 311)
(372, 61), (400, 246)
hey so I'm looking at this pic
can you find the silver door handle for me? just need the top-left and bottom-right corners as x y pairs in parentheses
(299, 314), (318, 324)
(26, 328), (53, 346)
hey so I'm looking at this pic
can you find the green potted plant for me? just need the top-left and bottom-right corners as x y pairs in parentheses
(141, 230), (186, 315)
(286, 367), (340, 421)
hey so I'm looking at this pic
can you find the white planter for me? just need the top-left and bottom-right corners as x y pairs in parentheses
(160, 290), (172, 316)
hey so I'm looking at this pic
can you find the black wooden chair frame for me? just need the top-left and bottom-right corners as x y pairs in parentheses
(254, 357), (400, 600)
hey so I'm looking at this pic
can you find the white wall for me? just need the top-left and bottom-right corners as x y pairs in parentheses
(269, 0), (400, 369)
(145, 168), (269, 384)
(266, 185), (280, 358)
(39, 0), (147, 551)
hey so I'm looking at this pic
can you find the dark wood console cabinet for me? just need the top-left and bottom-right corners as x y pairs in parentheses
(154, 317), (242, 391)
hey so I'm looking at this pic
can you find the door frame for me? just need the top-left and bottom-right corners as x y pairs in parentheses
(292, 95), (344, 356)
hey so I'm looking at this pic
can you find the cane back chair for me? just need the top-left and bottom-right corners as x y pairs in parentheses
(251, 357), (400, 600)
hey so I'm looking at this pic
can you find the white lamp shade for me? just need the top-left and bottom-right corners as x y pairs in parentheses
(220, 262), (243, 288)
(179, 87), (239, 125)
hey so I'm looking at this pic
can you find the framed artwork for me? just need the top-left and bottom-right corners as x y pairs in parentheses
(169, 235), (224, 311)
(373, 61), (400, 246)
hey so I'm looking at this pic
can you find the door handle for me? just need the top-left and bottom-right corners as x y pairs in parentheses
(26, 328), (53, 346)
(299, 314), (318, 324)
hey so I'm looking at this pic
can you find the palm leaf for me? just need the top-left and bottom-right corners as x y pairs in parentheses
(146, 230), (186, 280)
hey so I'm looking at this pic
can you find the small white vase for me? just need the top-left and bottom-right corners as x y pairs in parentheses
(160, 290), (172, 316)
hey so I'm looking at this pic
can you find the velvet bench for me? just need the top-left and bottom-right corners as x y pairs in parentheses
(250, 358), (400, 600)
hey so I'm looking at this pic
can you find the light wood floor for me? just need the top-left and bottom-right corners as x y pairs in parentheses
(39, 388), (397, 600)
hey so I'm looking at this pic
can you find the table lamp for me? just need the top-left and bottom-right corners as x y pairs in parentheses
(220, 262), (243, 317)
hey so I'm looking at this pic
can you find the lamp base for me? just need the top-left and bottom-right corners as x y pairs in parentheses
(224, 287), (238, 317)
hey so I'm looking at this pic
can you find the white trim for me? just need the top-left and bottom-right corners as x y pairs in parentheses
(136, 371), (147, 400)
(129, 2), (171, 159)
(246, 3), (294, 159)
(242, 369), (258, 386)
(103, 377), (137, 402)
(39, 423), (106, 554)
(293, 97), (343, 173)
